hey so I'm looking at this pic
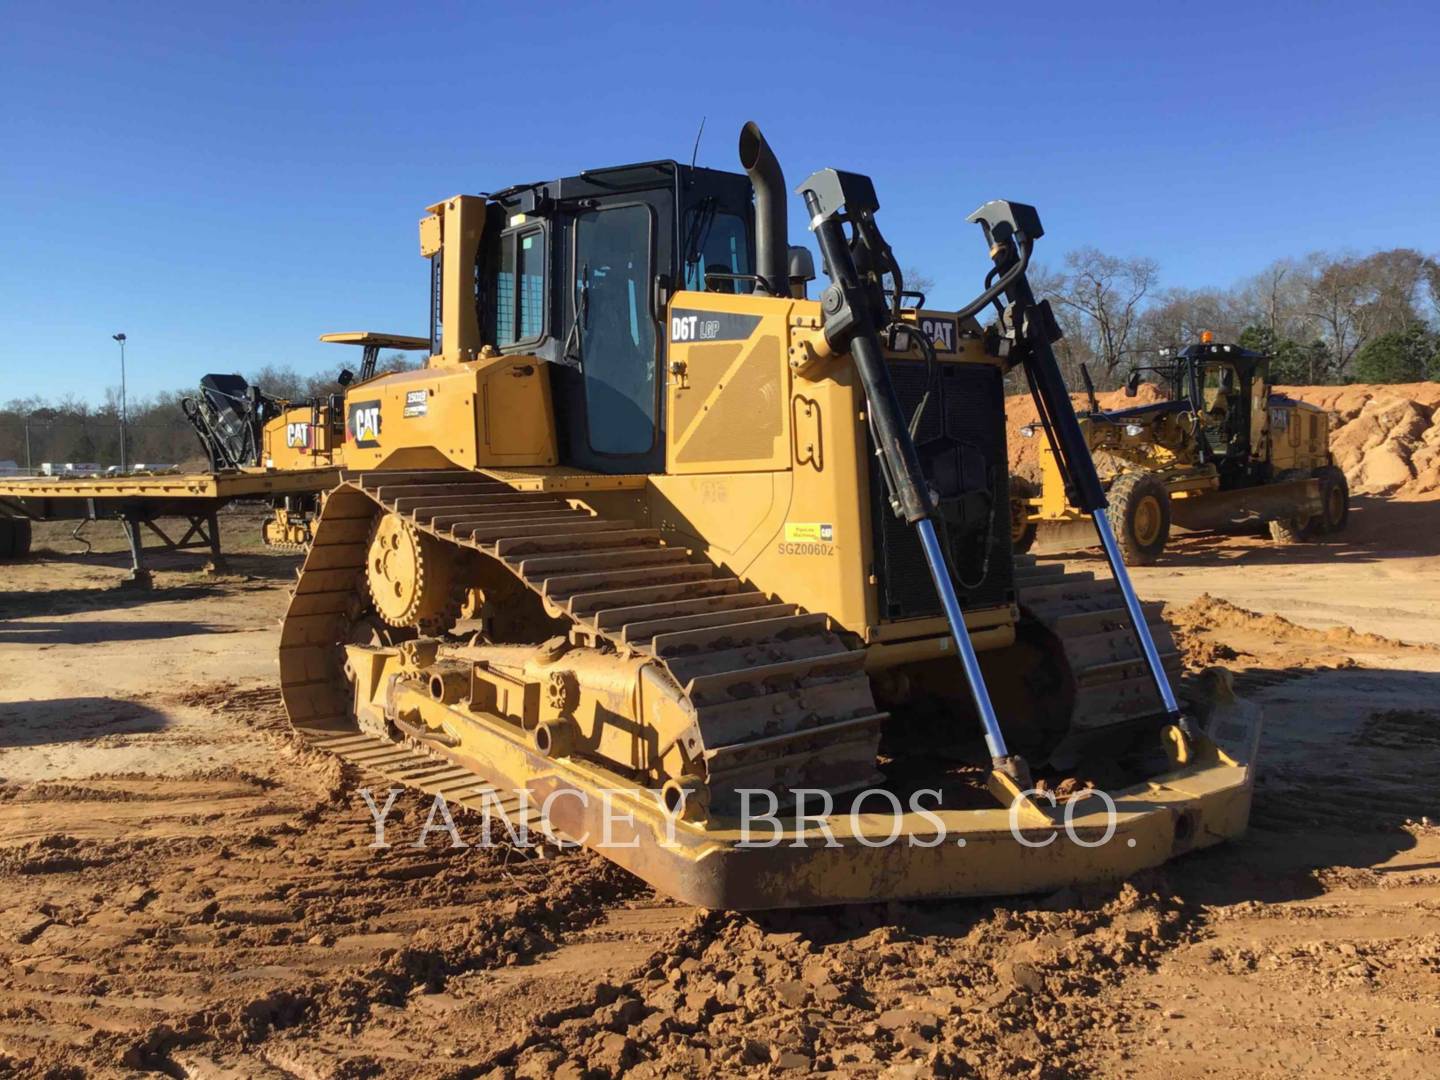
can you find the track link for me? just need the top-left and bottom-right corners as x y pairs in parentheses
(1012, 553), (1183, 761)
(280, 470), (885, 812)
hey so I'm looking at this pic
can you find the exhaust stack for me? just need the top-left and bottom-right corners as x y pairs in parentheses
(738, 121), (788, 297)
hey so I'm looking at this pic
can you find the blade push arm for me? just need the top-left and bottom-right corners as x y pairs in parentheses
(796, 168), (1027, 784)
(965, 200), (1185, 728)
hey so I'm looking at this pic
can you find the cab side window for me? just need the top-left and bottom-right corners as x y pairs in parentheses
(496, 227), (546, 347)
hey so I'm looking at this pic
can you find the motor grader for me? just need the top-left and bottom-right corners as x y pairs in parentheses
(1013, 338), (1349, 563)
(279, 123), (1260, 909)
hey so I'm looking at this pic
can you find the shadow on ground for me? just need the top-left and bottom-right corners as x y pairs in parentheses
(0, 696), (171, 748)
(742, 666), (1439, 941)
(0, 618), (223, 645)
(18, 547), (301, 582)
(1039, 495), (1438, 567)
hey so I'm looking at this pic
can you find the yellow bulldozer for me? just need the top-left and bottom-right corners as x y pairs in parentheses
(279, 124), (1260, 909)
(1013, 337), (1349, 563)
(184, 333), (429, 550)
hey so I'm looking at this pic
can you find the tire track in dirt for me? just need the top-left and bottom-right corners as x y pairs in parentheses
(0, 790), (650, 1076)
(0, 690), (652, 1078)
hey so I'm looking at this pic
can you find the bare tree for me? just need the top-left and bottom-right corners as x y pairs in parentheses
(881, 266), (937, 307)
(1354, 248), (1436, 334)
(247, 364), (309, 402)
(1301, 256), (1379, 377)
(1026, 264), (1097, 385)
(1041, 248), (1159, 378)
(1290, 249), (1435, 376)
(1240, 260), (1312, 340)
(1136, 287), (1247, 358)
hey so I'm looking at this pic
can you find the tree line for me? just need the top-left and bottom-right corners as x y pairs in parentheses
(3, 245), (1437, 469)
(0, 356), (415, 471)
(1030, 246), (1440, 388)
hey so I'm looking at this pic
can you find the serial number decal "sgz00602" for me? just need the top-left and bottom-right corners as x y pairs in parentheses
(777, 541), (834, 556)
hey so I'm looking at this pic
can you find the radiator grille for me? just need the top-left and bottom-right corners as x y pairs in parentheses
(870, 361), (1016, 620)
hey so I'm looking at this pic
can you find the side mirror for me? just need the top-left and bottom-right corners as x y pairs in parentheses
(337, 368), (355, 387)
(1125, 369), (1141, 398)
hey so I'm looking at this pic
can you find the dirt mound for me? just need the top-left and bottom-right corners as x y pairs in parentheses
(1006, 381), (1440, 500)
(1161, 591), (1438, 681)
(1275, 382), (1440, 498)
(1167, 593), (1438, 655)
(479, 879), (1196, 1079)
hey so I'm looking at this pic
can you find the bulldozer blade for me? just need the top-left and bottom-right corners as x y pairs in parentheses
(1184, 667), (1263, 773)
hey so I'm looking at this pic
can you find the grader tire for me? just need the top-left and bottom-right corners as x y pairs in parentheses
(1109, 472), (1170, 566)
(1268, 514), (1314, 543)
(1314, 465), (1349, 534)
(1267, 468), (1321, 543)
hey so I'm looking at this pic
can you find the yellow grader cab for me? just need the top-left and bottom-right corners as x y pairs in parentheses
(278, 124), (1261, 909)
(1014, 341), (1349, 563)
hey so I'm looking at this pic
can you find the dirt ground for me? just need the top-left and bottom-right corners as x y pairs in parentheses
(2, 503), (1438, 1079)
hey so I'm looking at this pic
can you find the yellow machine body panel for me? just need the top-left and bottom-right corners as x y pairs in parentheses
(1268, 398), (1331, 471)
(340, 356), (557, 472)
(656, 289), (1012, 651)
(261, 402), (342, 471)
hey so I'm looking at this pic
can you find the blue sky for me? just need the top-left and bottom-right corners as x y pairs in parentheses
(3, 0), (1437, 403)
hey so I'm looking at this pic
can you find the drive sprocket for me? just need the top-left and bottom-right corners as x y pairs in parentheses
(365, 512), (463, 633)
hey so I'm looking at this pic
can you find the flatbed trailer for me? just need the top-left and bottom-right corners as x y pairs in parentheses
(0, 467), (340, 586)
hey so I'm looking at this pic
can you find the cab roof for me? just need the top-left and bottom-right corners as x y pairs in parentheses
(487, 161), (752, 213)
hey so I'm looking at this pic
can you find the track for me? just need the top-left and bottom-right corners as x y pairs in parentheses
(1012, 553), (1183, 761)
(280, 471), (1185, 822)
(279, 469), (885, 814)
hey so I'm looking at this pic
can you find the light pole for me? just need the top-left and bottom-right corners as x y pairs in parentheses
(113, 333), (128, 471)
(25, 408), (55, 474)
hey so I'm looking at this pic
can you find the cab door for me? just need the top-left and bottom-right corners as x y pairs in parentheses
(552, 195), (670, 475)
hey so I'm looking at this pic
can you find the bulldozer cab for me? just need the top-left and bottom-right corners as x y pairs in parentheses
(472, 163), (756, 475)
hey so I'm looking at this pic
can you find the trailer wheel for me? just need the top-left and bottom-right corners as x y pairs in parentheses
(1009, 476), (1039, 553)
(0, 517), (11, 558)
(1314, 465), (1349, 534)
(1109, 471), (1170, 565)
